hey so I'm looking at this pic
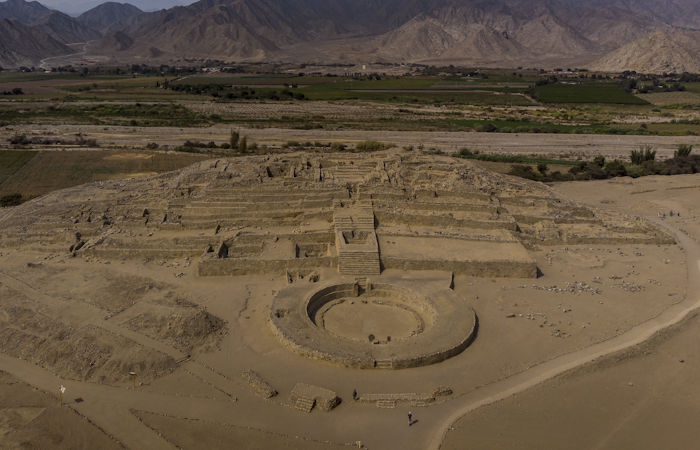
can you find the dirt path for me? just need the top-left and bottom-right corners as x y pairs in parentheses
(39, 43), (89, 71)
(7, 124), (700, 159)
(428, 220), (700, 450)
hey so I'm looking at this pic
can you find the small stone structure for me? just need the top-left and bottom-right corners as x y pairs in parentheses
(290, 383), (340, 413)
(240, 370), (278, 399)
(358, 386), (453, 408)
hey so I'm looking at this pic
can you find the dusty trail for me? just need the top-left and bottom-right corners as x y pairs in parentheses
(7, 124), (700, 159)
(427, 220), (700, 450)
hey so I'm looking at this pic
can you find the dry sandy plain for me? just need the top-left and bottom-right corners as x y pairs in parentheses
(0, 143), (698, 450)
(6, 122), (700, 160)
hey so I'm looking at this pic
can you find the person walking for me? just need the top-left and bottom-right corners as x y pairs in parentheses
(408, 411), (413, 426)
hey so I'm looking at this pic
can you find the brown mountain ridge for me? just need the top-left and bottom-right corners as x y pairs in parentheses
(1, 0), (699, 72)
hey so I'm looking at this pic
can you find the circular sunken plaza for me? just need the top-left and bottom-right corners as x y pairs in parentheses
(269, 279), (478, 369)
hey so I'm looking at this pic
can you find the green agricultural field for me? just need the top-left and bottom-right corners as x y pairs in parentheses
(446, 118), (631, 134)
(170, 75), (533, 105)
(0, 103), (210, 127)
(534, 83), (648, 104)
(684, 83), (700, 94)
(0, 151), (38, 186)
(0, 150), (207, 199)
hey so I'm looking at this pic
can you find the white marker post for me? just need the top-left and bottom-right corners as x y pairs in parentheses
(129, 371), (137, 389)
(59, 385), (66, 406)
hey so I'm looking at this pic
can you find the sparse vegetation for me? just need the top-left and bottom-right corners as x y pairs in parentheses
(675, 144), (693, 158)
(532, 82), (648, 105)
(355, 141), (393, 152)
(630, 145), (657, 165)
(230, 130), (240, 151)
(0, 193), (23, 207)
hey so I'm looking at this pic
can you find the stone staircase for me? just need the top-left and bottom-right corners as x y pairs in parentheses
(338, 252), (381, 276)
(334, 202), (381, 277)
(294, 396), (316, 413)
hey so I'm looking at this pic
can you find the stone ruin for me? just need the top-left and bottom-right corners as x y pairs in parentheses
(1, 151), (671, 277)
(0, 150), (675, 370)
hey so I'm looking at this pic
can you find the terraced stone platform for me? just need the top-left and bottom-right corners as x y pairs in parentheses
(0, 151), (673, 281)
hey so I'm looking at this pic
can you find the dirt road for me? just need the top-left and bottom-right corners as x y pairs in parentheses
(6, 124), (700, 160)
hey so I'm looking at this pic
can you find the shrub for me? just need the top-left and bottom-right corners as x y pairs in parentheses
(478, 123), (498, 132)
(630, 145), (656, 164)
(10, 134), (30, 146)
(604, 160), (627, 177)
(0, 193), (22, 207)
(355, 141), (391, 152)
(625, 164), (649, 178)
(593, 155), (606, 167)
(330, 142), (346, 151)
(537, 163), (548, 175)
(675, 144), (693, 158)
(568, 161), (607, 180)
(641, 159), (662, 174)
(661, 157), (696, 175)
(230, 130), (239, 150)
(508, 164), (539, 181)
(145, 142), (159, 149)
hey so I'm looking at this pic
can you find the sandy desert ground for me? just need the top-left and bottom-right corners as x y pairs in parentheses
(0, 150), (698, 450)
(443, 173), (700, 449)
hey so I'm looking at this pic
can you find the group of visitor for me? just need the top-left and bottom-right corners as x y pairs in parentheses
(658, 210), (680, 219)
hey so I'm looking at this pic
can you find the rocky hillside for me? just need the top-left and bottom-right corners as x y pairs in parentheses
(0, 18), (72, 66)
(90, 0), (700, 71)
(591, 31), (700, 74)
(77, 2), (142, 33)
(0, 0), (49, 22)
(0, 0), (104, 65)
(31, 10), (101, 43)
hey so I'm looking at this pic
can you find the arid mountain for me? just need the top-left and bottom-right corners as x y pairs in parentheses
(78, 2), (142, 33)
(566, 0), (700, 30)
(0, 0), (103, 65)
(0, 0), (48, 22)
(89, 0), (699, 71)
(591, 31), (700, 74)
(2, 0), (700, 71)
(0, 18), (72, 66)
(30, 10), (101, 43)
(371, 2), (599, 64)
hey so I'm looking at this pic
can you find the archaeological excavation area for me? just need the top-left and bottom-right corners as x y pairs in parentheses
(0, 150), (691, 450)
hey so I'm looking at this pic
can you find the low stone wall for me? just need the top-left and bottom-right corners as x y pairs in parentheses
(380, 258), (538, 278)
(241, 370), (277, 399)
(375, 211), (517, 231)
(198, 257), (336, 276)
(269, 280), (478, 370)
